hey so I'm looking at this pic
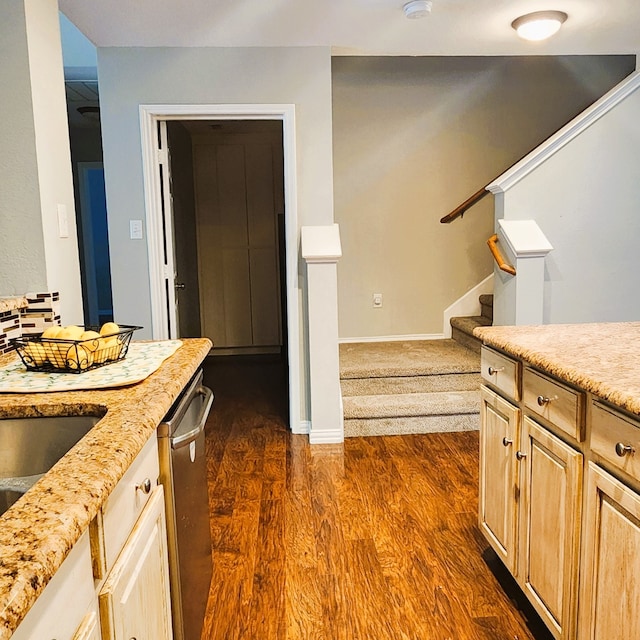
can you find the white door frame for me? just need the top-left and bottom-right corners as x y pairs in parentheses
(139, 103), (302, 434)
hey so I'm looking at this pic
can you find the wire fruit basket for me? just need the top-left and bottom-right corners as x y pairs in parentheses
(11, 324), (142, 374)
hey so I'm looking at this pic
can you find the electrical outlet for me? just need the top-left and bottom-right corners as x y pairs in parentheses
(373, 293), (383, 308)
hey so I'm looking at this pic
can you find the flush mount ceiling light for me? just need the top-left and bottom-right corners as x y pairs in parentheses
(403, 0), (432, 19)
(511, 10), (568, 41)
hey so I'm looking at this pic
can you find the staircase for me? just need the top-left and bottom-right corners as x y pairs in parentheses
(450, 294), (493, 354)
(340, 295), (492, 437)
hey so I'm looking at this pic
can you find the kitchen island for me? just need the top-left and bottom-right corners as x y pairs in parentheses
(474, 322), (640, 640)
(0, 338), (211, 639)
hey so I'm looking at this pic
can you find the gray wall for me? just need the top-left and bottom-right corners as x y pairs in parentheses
(97, 46), (334, 423)
(0, 0), (83, 321)
(332, 56), (635, 339)
(495, 75), (640, 325)
(0, 1), (46, 296)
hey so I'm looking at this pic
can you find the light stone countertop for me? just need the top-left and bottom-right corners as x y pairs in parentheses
(0, 338), (211, 639)
(0, 298), (28, 314)
(474, 322), (640, 417)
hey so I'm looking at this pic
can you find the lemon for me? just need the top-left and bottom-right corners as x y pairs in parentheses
(41, 325), (62, 339)
(99, 322), (120, 337)
(57, 325), (85, 340)
(66, 344), (93, 370)
(45, 342), (67, 368)
(93, 337), (117, 363)
(80, 330), (101, 352)
(23, 343), (47, 366)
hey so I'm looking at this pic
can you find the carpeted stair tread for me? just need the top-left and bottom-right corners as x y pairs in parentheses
(343, 389), (480, 419)
(340, 339), (480, 380)
(450, 315), (492, 335)
(344, 414), (479, 437)
(340, 372), (481, 396)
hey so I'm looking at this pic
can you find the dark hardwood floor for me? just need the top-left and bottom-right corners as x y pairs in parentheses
(200, 356), (552, 640)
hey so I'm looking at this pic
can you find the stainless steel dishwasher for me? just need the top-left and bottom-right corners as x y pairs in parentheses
(157, 369), (214, 640)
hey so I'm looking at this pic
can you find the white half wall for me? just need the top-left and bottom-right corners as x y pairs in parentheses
(443, 273), (494, 338)
(494, 76), (640, 324)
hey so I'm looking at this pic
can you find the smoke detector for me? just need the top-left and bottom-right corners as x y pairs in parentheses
(403, 0), (432, 19)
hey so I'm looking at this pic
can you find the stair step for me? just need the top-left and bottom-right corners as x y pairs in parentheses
(343, 389), (480, 419)
(340, 339), (480, 380)
(341, 372), (480, 396)
(479, 294), (494, 321)
(343, 390), (480, 437)
(450, 315), (491, 354)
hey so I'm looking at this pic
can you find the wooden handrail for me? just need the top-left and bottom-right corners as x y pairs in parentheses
(440, 117), (581, 224)
(439, 186), (490, 224)
(487, 234), (516, 276)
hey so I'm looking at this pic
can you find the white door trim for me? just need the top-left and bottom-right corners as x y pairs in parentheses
(139, 103), (302, 433)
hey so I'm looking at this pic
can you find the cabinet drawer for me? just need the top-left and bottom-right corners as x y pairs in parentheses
(591, 402), (640, 481)
(100, 433), (160, 572)
(481, 347), (520, 401)
(523, 368), (584, 442)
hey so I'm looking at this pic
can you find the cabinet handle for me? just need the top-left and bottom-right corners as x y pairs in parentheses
(515, 450), (527, 461)
(488, 366), (504, 376)
(615, 442), (635, 458)
(135, 478), (152, 494)
(537, 395), (557, 407)
(502, 437), (513, 447)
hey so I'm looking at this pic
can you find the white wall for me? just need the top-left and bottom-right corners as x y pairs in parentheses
(495, 79), (640, 325)
(332, 56), (635, 340)
(96, 46), (334, 423)
(0, 0), (83, 323)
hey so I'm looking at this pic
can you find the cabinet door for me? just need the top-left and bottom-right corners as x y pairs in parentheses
(72, 610), (101, 640)
(520, 417), (582, 640)
(579, 463), (640, 640)
(479, 385), (521, 573)
(99, 485), (172, 640)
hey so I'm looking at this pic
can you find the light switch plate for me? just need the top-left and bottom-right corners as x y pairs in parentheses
(130, 219), (143, 240)
(57, 204), (69, 238)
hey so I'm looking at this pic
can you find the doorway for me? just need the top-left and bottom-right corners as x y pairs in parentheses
(139, 104), (302, 433)
(167, 120), (285, 355)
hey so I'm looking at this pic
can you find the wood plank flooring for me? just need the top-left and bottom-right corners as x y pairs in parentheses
(201, 356), (552, 640)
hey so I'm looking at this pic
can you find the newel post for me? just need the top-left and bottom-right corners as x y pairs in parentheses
(301, 224), (344, 444)
(497, 219), (553, 325)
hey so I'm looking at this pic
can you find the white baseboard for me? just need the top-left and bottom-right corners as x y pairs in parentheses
(443, 273), (494, 338)
(291, 420), (311, 435)
(309, 427), (344, 444)
(339, 333), (445, 344)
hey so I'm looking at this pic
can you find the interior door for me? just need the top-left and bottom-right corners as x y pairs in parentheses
(157, 121), (180, 339)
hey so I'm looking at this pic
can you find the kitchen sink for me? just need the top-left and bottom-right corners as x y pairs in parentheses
(0, 415), (101, 516)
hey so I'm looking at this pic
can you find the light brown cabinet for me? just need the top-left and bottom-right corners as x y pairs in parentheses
(479, 347), (584, 640)
(479, 385), (520, 573)
(519, 416), (582, 638)
(480, 344), (640, 640)
(578, 401), (640, 640)
(579, 462), (640, 640)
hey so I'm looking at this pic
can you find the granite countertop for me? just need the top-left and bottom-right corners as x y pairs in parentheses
(0, 298), (28, 314)
(474, 322), (640, 417)
(0, 338), (211, 639)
